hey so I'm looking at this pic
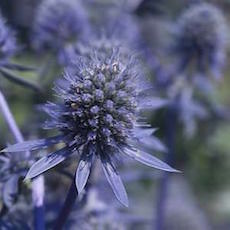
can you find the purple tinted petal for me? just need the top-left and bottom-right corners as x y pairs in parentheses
(138, 97), (169, 110)
(1, 135), (64, 153)
(123, 148), (180, 173)
(138, 136), (167, 152)
(75, 154), (93, 194)
(133, 127), (158, 138)
(25, 147), (71, 180)
(101, 155), (129, 207)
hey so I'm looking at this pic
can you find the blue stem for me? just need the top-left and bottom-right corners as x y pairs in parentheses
(53, 178), (78, 230)
(155, 106), (177, 230)
(34, 206), (45, 230)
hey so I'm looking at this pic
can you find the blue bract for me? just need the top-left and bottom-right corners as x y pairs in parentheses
(2, 48), (178, 206)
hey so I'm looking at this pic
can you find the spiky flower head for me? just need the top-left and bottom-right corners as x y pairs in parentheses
(2, 48), (178, 206)
(32, 0), (89, 59)
(0, 13), (17, 62)
(173, 3), (227, 78)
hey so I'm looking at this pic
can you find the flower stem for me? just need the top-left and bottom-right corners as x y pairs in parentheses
(0, 90), (24, 144)
(53, 177), (78, 230)
(155, 106), (177, 230)
(53, 160), (101, 229)
(0, 90), (45, 230)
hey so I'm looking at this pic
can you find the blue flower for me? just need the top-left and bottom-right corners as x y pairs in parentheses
(2, 48), (178, 206)
(0, 13), (17, 61)
(32, 0), (90, 63)
(173, 3), (227, 79)
(0, 13), (39, 91)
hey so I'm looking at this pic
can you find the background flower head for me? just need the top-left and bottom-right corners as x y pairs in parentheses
(32, 0), (90, 62)
(173, 3), (227, 79)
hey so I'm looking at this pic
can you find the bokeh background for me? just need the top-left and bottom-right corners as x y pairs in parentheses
(0, 0), (230, 229)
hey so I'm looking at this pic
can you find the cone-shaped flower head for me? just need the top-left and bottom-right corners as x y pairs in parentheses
(2, 48), (178, 206)
(0, 13), (16, 61)
(32, 0), (89, 58)
(174, 3), (227, 78)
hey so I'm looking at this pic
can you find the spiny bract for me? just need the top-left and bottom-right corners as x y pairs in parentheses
(2, 48), (178, 206)
(174, 3), (227, 78)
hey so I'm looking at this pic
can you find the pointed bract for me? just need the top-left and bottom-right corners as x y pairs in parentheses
(123, 148), (179, 173)
(101, 155), (129, 207)
(75, 153), (93, 194)
(25, 147), (71, 180)
(1, 135), (64, 153)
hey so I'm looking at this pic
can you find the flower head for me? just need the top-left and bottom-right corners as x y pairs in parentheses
(0, 13), (16, 61)
(32, 0), (90, 60)
(0, 13), (40, 91)
(173, 3), (227, 78)
(2, 48), (178, 206)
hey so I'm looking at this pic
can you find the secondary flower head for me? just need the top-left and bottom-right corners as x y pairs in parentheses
(0, 13), (39, 91)
(2, 48), (178, 206)
(32, 0), (89, 58)
(173, 3), (227, 78)
(0, 13), (16, 61)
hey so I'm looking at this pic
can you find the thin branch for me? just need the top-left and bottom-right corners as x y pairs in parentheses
(154, 106), (177, 230)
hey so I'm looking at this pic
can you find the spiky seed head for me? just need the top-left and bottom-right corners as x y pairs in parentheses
(45, 48), (137, 151)
(174, 3), (227, 77)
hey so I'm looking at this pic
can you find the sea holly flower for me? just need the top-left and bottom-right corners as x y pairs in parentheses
(0, 13), (39, 91)
(173, 3), (227, 80)
(32, 0), (90, 64)
(0, 14), (16, 61)
(2, 48), (178, 206)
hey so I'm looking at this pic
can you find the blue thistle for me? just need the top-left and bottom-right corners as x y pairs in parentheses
(2, 48), (178, 206)
(32, 0), (90, 62)
(0, 13), (40, 91)
(173, 3), (227, 79)
(0, 13), (16, 61)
